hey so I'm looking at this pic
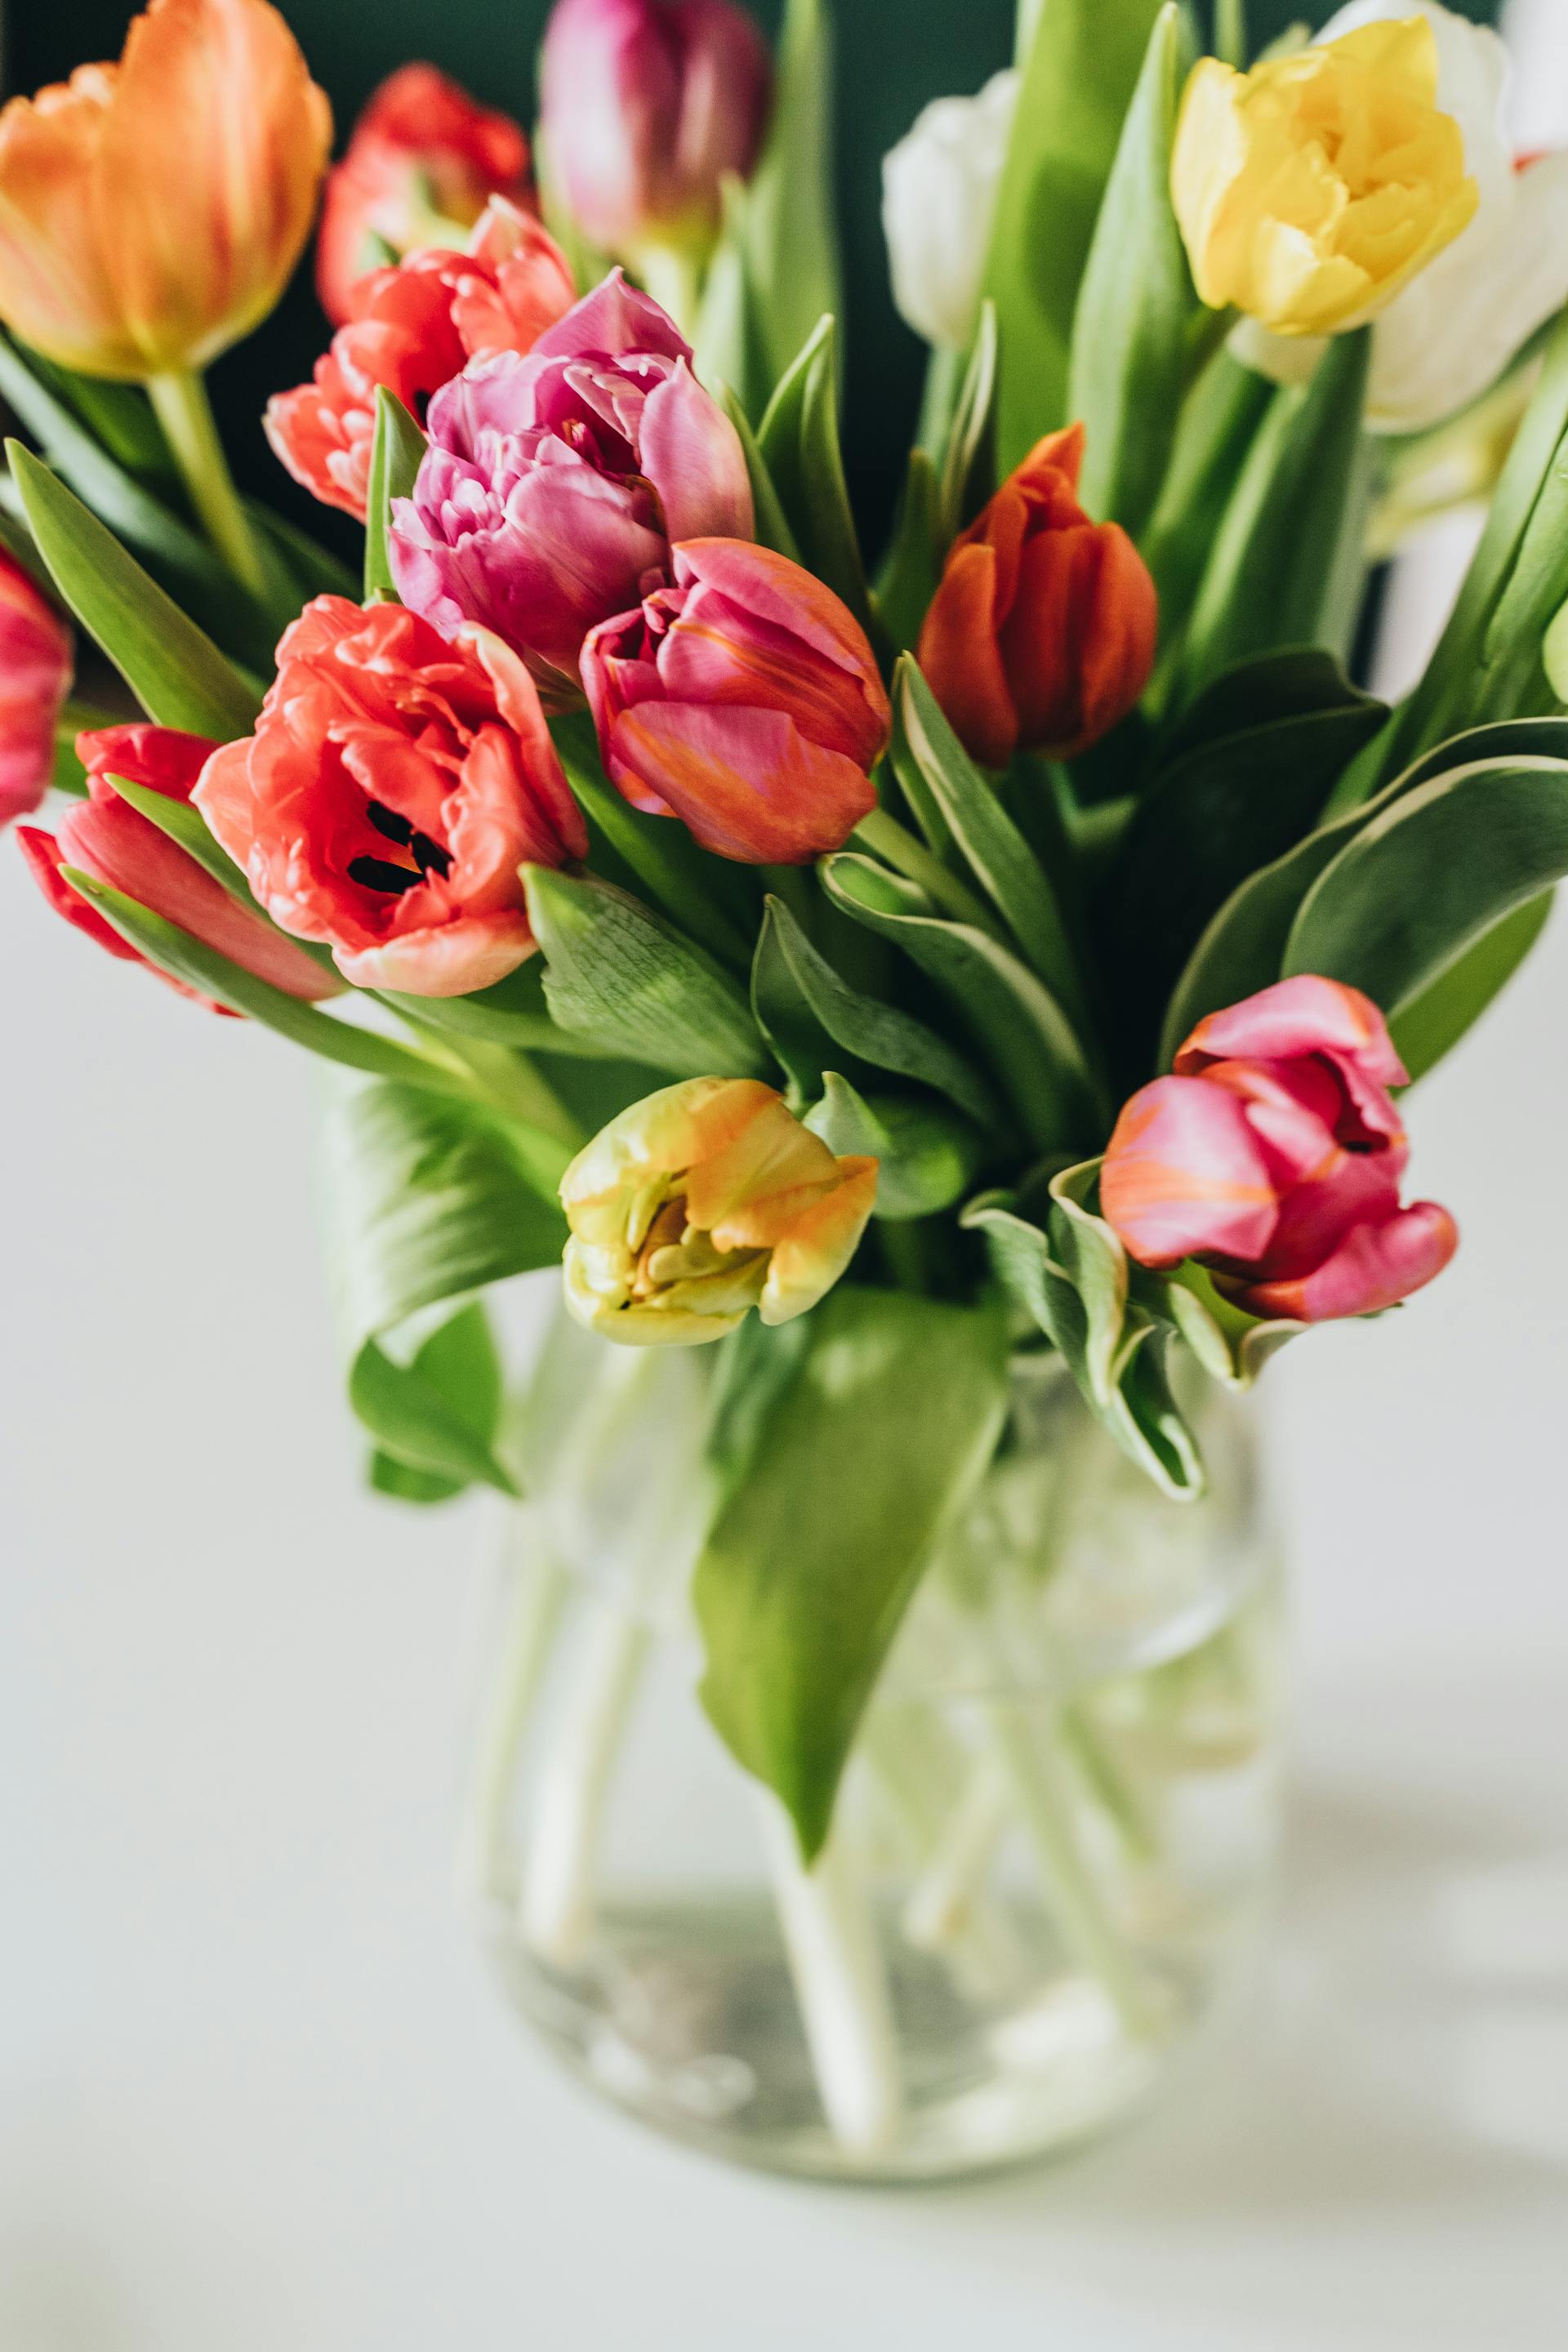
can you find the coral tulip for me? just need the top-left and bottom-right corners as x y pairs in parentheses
(916, 425), (1157, 770)
(539, 0), (772, 268)
(1100, 976), (1459, 1322)
(0, 0), (332, 379)
(390, 271), (753, 707)
(561, 1076), (879, 1344)
(581, 539), (889, 863)
(0, 555), (73, 828)
(266, 203), (576, 521)
(193, 599), (587, 997)
(317, 65), (532, 324)
(16, 725), (337, 1010)
(1172, 14), (1477, 340)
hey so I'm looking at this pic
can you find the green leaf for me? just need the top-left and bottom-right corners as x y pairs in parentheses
(715, 381), (800, 559)
(1140, 350), (1273, 651)
(250, 499), (360, 604)
(381, 956), (626, 1058)
(1067, 6), (1196, 538)
(984, 0), (1165, 473)
(821, 853), (1103, 1152)
(1132, 1262), (1302, 1388)
(891, 660), (1094, 1034)
(356, 1303), (508, 1501)
(875, 450), (941, 654)
(100, 773), (261, 905)
(751, 894), (1003, 1127)
(523, 863), (769, 1077)
(1284, 754), (1568, 1020)
(694, 1285), (1009, 1857)
(1177, 331), (1370, 697)
(363, 388), (426, 604)
(9, 442), (262, 738)
(1388, 891), (1552, 1083)
(803, 1070), (986, 1218)
(755, 315), (871, 626)
(1215, 0), (1248, 65)
(739, 0), (841, 392)
(935, 300), (998, 544)
(693, 178), (772, 425)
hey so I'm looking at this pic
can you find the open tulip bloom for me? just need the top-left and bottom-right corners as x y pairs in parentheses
(9, 0), (1568, 2116)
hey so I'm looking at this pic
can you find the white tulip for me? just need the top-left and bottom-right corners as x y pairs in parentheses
(1233, 1), (1568, 434)
(880, 69), (1018, 351)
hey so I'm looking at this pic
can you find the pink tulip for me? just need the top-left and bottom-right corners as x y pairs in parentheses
(389, 270), (753, 708)
(581, 538), (889, 863)
(0, 552), (72, 827)
(1100, 975), (1458, 1322)
(16, 724), (339, 1010)
(539, 0), (771, 264)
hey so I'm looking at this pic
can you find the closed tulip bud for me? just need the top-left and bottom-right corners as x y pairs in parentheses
(0, 0), (332, 380)
(16, 725), (339, 1012)
(317, 65), (533, 325)
(539, 0), (772, 267)
(581, 539), (889, 864)
(1100, 977), (1459, 1323)
(0, 554), (73, 829)
(881, 69), (1018, 351)
(561, 1077), (879, 1345)
(916, 425), (1157, 771)
(1171, 13), (1477, 341)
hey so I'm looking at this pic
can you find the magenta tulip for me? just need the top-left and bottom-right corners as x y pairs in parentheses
(390, 270), (753, 707)
(580, 538), (889, 863)
(1100, 975), (1458, 1322)
(539, 0), (772, 265)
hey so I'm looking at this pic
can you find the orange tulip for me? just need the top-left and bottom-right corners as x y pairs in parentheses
(0, 0), (332, 380)
(916, 424), (1157, 770)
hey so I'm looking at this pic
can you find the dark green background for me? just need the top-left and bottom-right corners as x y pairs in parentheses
(8, 0), (1499, 549)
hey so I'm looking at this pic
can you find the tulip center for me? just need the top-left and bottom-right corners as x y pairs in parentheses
(347, 796), (454, 895)
(628, 1192), (766, 1305)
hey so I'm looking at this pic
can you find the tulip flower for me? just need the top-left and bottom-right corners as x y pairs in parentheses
(561, 1076), (879, 1344)
(1230, 3), (1568, 433)
(881, 69), (1018, 352)
(193, 599), (588, 996)
(1100, 977), (1459, 1322)
(916, 425), (1157, 771)
(16, 725), (338, 1011)
(267, 203), (576, 521)
(0, 554), (73, 828)
(1172, 13), (1477, 340)
(317, 65), (533, 325)
(581, 540), (889, 863)
(390, 271), (754, 708)
(538, 0), (772, 273)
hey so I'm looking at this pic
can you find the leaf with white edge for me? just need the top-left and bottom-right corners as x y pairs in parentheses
(803, 1071), (985, 1219)
(1133, 1263), (1303, 1388)
(694, 1284), (1009, 1858)
(875, 450), (941, 654)
(1388, 891), (1552, 1084)
(363, 388), (426, 604)
(715, 381), (800, 559)
(755, 315), (871, 627)
(936, 299), (997, 544)
(1045, 1159), (1129, 1410)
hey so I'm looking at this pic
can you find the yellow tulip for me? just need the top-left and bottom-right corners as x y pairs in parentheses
(561, 1079), (879, 1347)
(1171, 17), (1477, 338)
(0, 0), (332, 381)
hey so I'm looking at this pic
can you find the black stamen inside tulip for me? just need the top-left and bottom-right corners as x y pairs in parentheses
(348, 854), (423, 896)
(412, 830), (452, 879)
(365, 799), (416, 847)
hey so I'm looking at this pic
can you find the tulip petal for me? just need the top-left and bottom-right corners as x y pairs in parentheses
(532, 266), (691, 364)
(639, 361), (754, 542)
(606, 699), (877, 863)
(1225, 1198), (1458, 1321)
(760, 1156), (880, 1325)
(334, 911), (536, 996)
(1177, 974), (1406, 1094)
(915, 541), (1018, 770)
(1101, 1074), (1281, 1270)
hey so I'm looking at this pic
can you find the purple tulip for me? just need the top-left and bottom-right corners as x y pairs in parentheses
(539, 0), (773, 264)
(389, 270), (754, 707)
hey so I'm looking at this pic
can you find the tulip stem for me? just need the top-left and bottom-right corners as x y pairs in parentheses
(148, 371), (270, 603)
(455, 1518), (570, 1909)
(853, 808), (999, 934)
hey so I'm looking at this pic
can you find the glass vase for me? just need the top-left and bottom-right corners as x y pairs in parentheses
(457, 1348), (1284, 2184)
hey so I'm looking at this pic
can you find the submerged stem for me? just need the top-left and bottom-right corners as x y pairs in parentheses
(454, 1521), (570, 1909)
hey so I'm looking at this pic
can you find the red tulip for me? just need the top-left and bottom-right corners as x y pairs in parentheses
(193, 599), (588, 996)
(1100, 976), (1458, 1322)
(316, 65), (532, 324)
(581, 539), (889, 863)
(0, 553), (72, 827)
(16, 724), (338, 1010)
(267, 202), (575, 521)
(917, 424), (1157, 769)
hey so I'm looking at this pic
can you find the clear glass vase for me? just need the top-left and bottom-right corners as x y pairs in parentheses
(458, 1348), (1284, 2185)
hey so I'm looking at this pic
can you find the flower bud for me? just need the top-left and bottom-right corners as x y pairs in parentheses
(1171, 13), (1477, 340)
(1100, 976), (1459, 1322)
(880, 69), (1018, 351)
(539, 0), (772, 265)
(0, 0), (332, 380)
(317, 65), (532, 324)
(561, 1077), (879, 1344)
(17, 724), (338, 1011)
(0, 554), (72, 828)
(916, 425), (1157, 770)
(581, 539), (889, 863)
(390, 271), (753, 707)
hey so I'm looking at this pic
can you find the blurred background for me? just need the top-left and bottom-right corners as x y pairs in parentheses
(2, 5), (1564, 2350)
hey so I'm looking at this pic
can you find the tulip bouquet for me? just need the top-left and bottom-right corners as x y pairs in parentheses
(8, 0), (1568, 2172)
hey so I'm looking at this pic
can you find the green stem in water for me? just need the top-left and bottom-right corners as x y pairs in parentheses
(853, 807), (997, 933)
(147, 371), (269, 601)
